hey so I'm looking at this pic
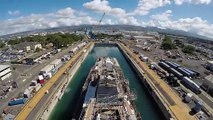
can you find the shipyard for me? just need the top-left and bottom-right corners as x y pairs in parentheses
(0, 1), (213, 120)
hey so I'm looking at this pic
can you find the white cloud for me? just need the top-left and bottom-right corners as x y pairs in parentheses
(174, 0), (211, 5)
(83, 0), (139, 25)
(148, 10), (213, 38)
(131, 0), (171, 15)
(131, 0), (212, 15)
(1, 4), (213, 39)
(8, 10), (20, 16)
(151, 10), (172, 21)
(83, 0), (111, 13)
(0, 7), (97, 35)
(56, 7), (75, 17)
(83, 0), (126, 17)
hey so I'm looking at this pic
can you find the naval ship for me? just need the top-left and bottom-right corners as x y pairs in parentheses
(76, 57), (141, 120)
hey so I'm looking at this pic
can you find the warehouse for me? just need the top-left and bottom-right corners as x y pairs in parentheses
(14, 42), (42, 52)
(202, 74), (213, 96)
(206, 61), (213, 72)
(0, 65), (12, 81)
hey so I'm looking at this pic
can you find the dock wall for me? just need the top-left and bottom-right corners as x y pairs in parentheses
(117, 43), (173, 120)
(36, 43), (94, 120)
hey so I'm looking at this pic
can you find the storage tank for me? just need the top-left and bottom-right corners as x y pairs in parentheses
(8, 98), (26, 106)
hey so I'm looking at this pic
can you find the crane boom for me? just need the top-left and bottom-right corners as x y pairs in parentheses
(98, 12), (105, 25)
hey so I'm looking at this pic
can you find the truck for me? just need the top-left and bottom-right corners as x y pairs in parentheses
(8, 98), (26, 106)
(40, 64), (54, 77)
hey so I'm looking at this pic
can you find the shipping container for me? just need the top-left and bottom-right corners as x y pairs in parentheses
(27, 86), (34, 93)
(33, 84), (41, 92)
(24, 89), (31, 98)
(8, 98), (26, 106)
(38, 75), (44, 80)
(51, 63), (63, 75)
(39, 79), (45, 85)
(69, 47), (78, 54)
(50, 59), (62, 67)
(40, 64), (54, 75)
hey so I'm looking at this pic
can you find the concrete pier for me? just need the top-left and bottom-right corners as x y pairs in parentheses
(15, 42), (94, 120)
(118, 42), (197, 120)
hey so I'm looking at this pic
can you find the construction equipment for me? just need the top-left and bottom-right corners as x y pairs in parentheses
(87, 12), (105, 39)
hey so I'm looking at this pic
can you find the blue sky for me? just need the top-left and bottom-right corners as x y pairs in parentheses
(0, 0), (213, 39)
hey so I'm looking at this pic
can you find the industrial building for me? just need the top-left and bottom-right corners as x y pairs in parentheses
(14, 42), (42, 52)
(202, 74), (213, 96)
(0, 65), (12, 81)
(207, 61), (213, 72)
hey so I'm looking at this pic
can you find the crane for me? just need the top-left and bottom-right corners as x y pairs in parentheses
(98, 12), (105, 25)
(88, 12), (105, 39)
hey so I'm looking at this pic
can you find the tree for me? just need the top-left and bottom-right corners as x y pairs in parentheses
(7, 39), (21, 45)
(161, 36), (176, 50)
(6, 33), (83, 48)
(182, 45), (195, 54)
(0, 41), (5, 48)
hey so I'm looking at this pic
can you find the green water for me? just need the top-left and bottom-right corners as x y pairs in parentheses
(49, 46), (165, 120)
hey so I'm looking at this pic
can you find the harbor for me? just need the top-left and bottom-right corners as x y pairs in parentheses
(49, 43), (165, 120)
(13, 42), (207, 120)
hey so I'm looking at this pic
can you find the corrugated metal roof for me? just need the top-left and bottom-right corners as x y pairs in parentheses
(208, 61), (213, 64)
(205, 74), (213, 83)
(0, 65), (10, 71)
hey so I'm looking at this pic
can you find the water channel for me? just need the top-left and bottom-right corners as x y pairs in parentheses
(49, 45), (165, 120)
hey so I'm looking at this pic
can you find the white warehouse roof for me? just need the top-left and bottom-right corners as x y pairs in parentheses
(0, 65), (10, 71)
(205, 74), (213, 83)
(208, 61), (213, 64)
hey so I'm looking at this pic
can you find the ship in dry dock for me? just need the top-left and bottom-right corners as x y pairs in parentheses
(76, 57), (141, 120)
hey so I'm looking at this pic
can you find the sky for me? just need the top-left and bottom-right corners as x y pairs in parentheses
(0, 0), (213, 39)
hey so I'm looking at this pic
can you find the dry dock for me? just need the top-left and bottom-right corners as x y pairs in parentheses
(15, 42), (94, 120)
(118, 43), (197, 120)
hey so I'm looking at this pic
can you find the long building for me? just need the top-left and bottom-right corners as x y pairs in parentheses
(0, 65), (12, 81)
